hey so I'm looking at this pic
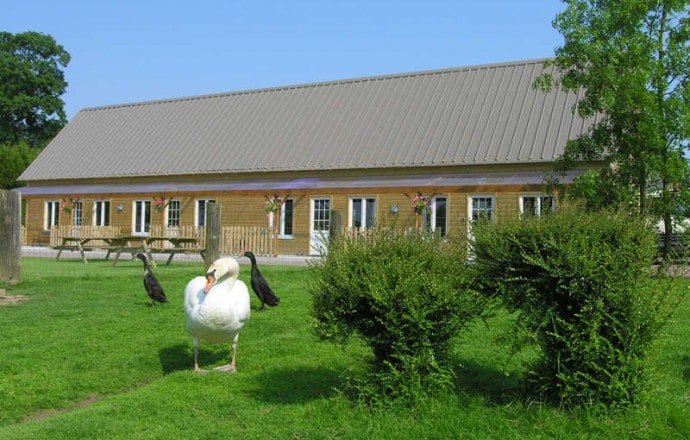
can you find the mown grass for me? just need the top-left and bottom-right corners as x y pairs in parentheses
(0, 256), (689, 439)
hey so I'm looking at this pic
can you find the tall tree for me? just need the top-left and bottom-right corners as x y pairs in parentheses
(0, 31), (69, 189)
(536, 0), (690, 259)
(0, 31), (70, 148)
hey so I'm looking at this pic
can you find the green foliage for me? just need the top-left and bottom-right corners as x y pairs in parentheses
(310, 229), (489, 405)
(0, 31), (70, 148)
(471, 210), (685, 408)
(536, 0), (690, 260)
(0, 141), (38, 189)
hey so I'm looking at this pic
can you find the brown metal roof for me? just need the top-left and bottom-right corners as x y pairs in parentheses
(20, 59), (593, 182)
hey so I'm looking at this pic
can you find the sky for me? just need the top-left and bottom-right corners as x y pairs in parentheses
(4, 1), (566, 121)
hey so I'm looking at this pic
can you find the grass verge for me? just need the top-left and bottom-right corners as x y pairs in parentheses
(0, 257), (688, 439)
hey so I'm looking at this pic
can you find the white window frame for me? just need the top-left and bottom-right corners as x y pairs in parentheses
(348, 196), (377, 230)
(468, 195), (495, 226)
(519, 194), (555, 217)
(279, 198), (294, 239)
(132, 200), (151, 236)
(93, 200), (110, 226)
(167, 199), (181, 227)
(195, 199), (216, 228)
(45, 200), (60, 230)
(72, 200), (83, 226)
(428, 196), (448, 236)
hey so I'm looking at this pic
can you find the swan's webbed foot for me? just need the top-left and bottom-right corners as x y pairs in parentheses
(213, 363), (237, 373)
(194, 366), (210, 374)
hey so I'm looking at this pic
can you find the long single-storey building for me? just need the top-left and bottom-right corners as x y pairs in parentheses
(18, 58), (596, 255)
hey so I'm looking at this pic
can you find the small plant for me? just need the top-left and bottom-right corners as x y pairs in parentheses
(471, 210), (685, 408)
(310, 228), (487, 406)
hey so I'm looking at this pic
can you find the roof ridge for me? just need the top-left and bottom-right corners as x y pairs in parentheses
(79, 58), (551, 114)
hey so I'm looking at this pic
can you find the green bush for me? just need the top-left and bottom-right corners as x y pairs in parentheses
(310, 228), (488, 405)
(471, 210), (683, 408)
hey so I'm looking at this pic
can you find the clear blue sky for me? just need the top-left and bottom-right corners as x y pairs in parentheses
(4, 1), (565, 120)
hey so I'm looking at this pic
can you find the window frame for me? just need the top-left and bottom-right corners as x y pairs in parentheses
(348, 196), (377, 230)
(93, 200), (111, 226)
(468, 195), (495, 225)
(132, 200), (151, 235)
(195, 199), (216, 228)
(166, 199), (181, 227)
(72, 200), (83, 226)
(45, 200), (60, 230)
(279, 198), (294, 239)
(519, 194), (555, 217)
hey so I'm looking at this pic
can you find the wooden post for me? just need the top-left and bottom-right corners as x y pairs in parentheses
(273, 218), (279, 257)
(0, 190), (21, 283)
(204, 202), (221, 266)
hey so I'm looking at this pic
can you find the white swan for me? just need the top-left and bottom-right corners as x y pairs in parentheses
(184, 257), (251, 373)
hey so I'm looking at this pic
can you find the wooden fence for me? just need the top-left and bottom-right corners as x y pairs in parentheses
(150, 225), (272, 256)
(221, 226), (272, 256)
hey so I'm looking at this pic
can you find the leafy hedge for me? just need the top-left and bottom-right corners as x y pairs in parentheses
(470, 210), (681, 408)
(310, 229), (487, 405)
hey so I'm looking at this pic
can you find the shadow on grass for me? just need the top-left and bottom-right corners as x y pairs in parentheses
(682, 355), (690, 382)
(159, 343), (230, 374)
(248, 366), (343, 404)
(454, 358), (524, 405)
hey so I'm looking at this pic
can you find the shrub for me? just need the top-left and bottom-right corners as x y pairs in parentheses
(471, 210), (683, 408)
(310, 228), (488, 405)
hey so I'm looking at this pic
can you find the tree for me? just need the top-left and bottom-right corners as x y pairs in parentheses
(536, 0), (690, 260)
(0, 31), (69, 189)
(0, 31), (70, 145)
(0, 142), (38, 189)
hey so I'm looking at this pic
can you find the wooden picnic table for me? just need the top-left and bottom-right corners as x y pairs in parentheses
(54, 235), (204, 266)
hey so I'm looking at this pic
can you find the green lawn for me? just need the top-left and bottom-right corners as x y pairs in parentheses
(1, 257), (689, 439)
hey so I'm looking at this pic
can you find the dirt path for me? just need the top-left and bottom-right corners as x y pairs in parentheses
(0, 288), (27, 306)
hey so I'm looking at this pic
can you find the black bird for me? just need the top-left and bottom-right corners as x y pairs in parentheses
(135, 253), (168, 306)
(243, 251), (280, 311)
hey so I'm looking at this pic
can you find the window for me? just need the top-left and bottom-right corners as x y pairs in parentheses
(349, 197), (376, 229)
(93, 201), (110, 226)
(72, 200), (83, 226)
(470, 196), (494, 223)
(280, 199), (294, 238)
(45, 201), (60, 230)
(420, 196), (447, 235)
(133, 200), (151, 235)
(313, 198), (331, 233)
(520, 195), (555, 217)
(167, 200), (181, 227)
(431, 196), (447, 236)
(196, 199), (216, 227)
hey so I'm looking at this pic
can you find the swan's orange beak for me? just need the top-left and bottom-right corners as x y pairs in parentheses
(204, 274), (216, 293)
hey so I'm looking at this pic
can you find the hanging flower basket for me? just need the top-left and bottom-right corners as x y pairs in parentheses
(263, 195), (285, 217)
(264, 195), (286, 257)
(412, 193), (431, 215)
(153, 195), (170, 213)
(60, 198), (76, 214)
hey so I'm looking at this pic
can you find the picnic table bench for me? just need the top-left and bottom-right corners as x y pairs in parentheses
(54, 235), (205, 266)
